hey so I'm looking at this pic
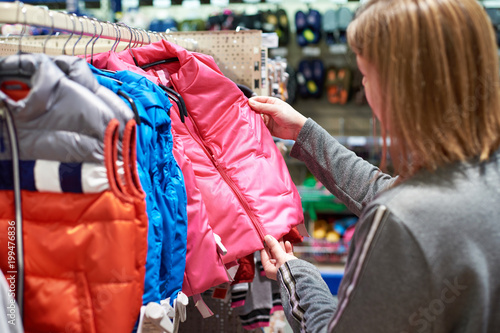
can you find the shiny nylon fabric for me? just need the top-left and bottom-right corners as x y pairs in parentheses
(105, 69), (228, 298)
(89, 52), (230, 296)
(94, 41), (305, 264)
(91, 66), (190, 303)
(0, 54), (147, 332)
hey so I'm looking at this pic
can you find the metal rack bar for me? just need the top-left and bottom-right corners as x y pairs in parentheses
(0, 1), (147, 44)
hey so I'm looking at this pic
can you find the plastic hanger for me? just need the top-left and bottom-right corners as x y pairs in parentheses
(116, 90), (141, 125)
(140, 57), (179, 70)
(158, 83), (188, 123)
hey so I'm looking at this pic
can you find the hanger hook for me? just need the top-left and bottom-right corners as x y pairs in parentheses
(84, 17), (96, 60)
(43, 7), (54, 54)
(91, 19), (103, 65)
(133, 28), (141, 48)
(109, 22), (119, 52)
(118, 22), (133, 50)
(131, 28), (138, 48)
(17, 2), (28, 54)
(139, 28), (148, 45)
(115, 23), (122, 52)
(138, 28), (144, 47)
(72, 16), (84, 56)
(63, 13), (76, 55)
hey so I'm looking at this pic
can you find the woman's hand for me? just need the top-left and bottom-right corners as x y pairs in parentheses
(249, 96), (307, 141)
(260, 235), (298, 280)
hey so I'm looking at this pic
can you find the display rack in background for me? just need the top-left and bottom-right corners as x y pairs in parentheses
(0, 2), (269, 96)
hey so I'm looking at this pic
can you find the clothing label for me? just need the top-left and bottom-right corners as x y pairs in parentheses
(261, 48), (267, 92)
(140, 319), (165, 333)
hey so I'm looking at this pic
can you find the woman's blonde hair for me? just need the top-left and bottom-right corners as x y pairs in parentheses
(347, 0), (500, 178)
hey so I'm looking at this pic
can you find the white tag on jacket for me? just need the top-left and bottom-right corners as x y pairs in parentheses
(214, 233), (228, 256)
(137, 302), (174, 333)
(193, 294), (214, 318)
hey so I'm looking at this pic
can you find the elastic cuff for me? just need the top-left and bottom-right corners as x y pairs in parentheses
(290, 118), (316, 159)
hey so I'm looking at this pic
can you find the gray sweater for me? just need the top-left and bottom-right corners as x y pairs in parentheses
(278, 119), (500, 333)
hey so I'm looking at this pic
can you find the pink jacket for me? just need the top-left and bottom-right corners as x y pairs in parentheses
(91, 41), (304, 292)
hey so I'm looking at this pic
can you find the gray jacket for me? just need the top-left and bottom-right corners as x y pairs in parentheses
(0, 54), (119, 193)
(278, 119), (500, 333)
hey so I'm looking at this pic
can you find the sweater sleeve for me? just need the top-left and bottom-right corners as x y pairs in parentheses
(277, 205), (432, 333)
(290, 119), (396, 216)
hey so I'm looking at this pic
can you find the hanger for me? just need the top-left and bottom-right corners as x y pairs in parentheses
(17, 3), (27, 55)
(110, 22), (120, 53)
(158, 83), (188, 123)
(144, 29), (151, 45)
(140, 57), (179, 70)
(84, 17), (97, 60)
(62, 13), (76, 55)
(90, 19), (104, 65)
(42, 7), (54, 54)
(72, 17), (85, 56)
(119, 22), (140, 67)
(0, 2), (32, 79)
(116, 90), (141, 126)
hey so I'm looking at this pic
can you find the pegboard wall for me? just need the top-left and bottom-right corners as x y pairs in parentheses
(168, 30), (267, 96)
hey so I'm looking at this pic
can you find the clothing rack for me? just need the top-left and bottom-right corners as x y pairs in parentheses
(0, 1), (268, 95)
(0, 2), (143, 45)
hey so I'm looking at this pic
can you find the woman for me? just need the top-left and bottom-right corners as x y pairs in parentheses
(249, 0), (500, 332)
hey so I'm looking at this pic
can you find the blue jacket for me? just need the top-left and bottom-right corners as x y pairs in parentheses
(90, 65), (188, 305)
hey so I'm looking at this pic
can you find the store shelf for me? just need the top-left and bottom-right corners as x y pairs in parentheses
(297, 185), (350, 221)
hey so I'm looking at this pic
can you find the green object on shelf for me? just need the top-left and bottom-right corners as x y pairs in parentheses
(297, 185), (350, 221)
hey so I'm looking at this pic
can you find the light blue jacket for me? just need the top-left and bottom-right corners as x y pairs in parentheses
(90, 65), (188, 305)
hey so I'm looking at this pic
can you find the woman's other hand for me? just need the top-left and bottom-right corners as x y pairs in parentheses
(249, 96), (307, 141)
(261, 235), (298, 280)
